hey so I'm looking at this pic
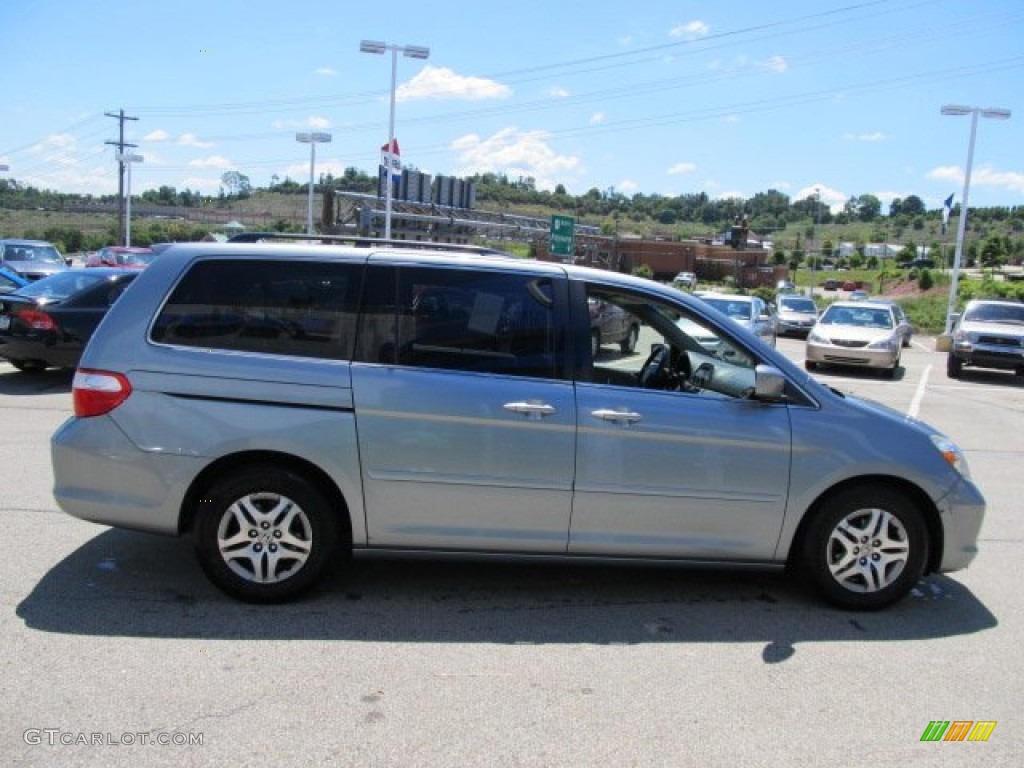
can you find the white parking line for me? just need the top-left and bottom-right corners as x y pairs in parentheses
(908, 364), (931, 419)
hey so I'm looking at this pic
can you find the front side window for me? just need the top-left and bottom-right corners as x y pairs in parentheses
(151, 259), (361, 359)
(355, 265), (563, 379)
(586, 286), (758, 399)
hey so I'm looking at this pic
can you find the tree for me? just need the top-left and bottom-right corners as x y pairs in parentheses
(220, 171), (252, 199)
(854, 194), (882, 222)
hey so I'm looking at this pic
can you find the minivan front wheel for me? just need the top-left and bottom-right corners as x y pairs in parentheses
(194, 466), (339, 602)
(801, 486), (927, 610)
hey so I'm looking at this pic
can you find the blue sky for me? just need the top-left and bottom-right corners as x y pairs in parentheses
(2, 0), (1022, 212)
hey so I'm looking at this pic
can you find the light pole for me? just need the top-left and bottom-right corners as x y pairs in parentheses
(940, 104), (1011, 333)
(360, 39), (430, 240)
(116, 153), (143, 246)
(295, 132), (332, 235)
(809, 188), (820, 297)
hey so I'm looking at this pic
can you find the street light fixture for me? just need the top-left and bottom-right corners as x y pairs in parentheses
(116, 153), (143, 246)
(940, 104), (1011, 333)
(295, 132), (332, 235)
(360, 39), (430, 240)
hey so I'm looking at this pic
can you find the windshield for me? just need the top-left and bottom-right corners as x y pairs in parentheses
(963, 302), (1024, 324)
(2, 243), (63, 263)
(702, 297), (752, 320)
(779, 297), (816, 312)
(16, 272), (107, 301)
(820, 306), (894, 329)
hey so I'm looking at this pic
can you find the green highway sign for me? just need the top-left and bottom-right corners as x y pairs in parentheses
(549, 215), (575, 257)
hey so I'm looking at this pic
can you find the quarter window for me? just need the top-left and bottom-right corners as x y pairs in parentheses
(151, 259), (361, 359)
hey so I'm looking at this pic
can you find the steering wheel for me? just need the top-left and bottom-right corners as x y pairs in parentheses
(638, 344), (671, 388)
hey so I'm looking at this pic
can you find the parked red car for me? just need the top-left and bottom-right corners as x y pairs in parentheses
(85, 246), (157, 269)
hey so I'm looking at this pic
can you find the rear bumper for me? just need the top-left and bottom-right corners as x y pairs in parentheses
(51, 415), (199, 536)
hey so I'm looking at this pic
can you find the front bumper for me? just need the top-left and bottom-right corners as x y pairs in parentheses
(951, 341), (1024, 372)
(805, 340), (899, 369)
(936, 477), (986, 573)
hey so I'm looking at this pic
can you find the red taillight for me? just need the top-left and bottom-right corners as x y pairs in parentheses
(15, 307), (58, 331)
(73, 369), (132, 417)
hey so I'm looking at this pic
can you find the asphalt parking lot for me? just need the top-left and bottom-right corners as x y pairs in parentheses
(2, 340), (1022, 767)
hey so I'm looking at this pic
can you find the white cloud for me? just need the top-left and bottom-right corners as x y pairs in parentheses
(178, 133), (214, 148)
(618, 180), (638, 193)
(451, 128), (580, 191)
(668, 162), (697, 176)
(180, 176), (223, 195)
(618, 35), (633, 46)
(314, 67), (337, 76)
(25, 168), (115, 195)
(397, 66), (511, 102)
(270, 116), (332, 130)
(844, 131), (887, 142)
(144, 129), (170, 142)
(548, 86), (570, 99)
(29, 133), (76, 154)
(928, 165), (1024, 194)
(670, 20), (710, 40)
(188, 155), (232, 169)
(794, 184), (846, 213)
(759, 55), (788, 73)
(589, 112), (606, 125)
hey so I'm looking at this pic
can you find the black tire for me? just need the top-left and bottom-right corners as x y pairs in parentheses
(804, 360), (817, 371)
(620, 324), (639, 354)
(882, 357), (899, 379)
(946, 353), (962, 379)
(194, 466), (341, 603)
(8, 359), (46, 372)
(800, 486), (928, 610)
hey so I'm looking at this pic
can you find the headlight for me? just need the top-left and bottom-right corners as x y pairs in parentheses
(866, 336), (897, 350)
(930, 434), (971, 479)
(807, 329), (827, 344)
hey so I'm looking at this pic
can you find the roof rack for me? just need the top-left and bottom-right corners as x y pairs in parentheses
(227, 231), (512, 257)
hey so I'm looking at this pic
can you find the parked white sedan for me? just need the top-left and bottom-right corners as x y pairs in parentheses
(804, 300), (907, 378)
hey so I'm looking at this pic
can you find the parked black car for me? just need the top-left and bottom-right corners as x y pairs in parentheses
(0, 268), (137, 372)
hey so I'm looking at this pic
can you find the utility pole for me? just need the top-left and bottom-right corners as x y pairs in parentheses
(105, 109), (138, 245)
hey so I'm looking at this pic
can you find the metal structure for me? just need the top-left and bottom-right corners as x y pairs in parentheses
(940, 104), (1011, 333)
(295, 132), (332, 235)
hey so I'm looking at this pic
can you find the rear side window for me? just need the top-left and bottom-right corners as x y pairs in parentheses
(354, 265), (563, 379)
(151, 259), (361, 360)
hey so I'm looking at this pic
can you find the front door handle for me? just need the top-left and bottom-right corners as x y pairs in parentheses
(591, 407), (642, 425)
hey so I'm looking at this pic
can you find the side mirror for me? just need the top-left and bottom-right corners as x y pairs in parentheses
(753, 364), (786, 401)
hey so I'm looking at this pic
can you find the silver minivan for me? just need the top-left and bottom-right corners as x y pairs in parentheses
(51, 239), (985, 609)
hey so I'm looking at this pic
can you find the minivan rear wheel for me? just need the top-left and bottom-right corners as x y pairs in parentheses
(194, 466), (339, 603)
(801, 486), (927, 610)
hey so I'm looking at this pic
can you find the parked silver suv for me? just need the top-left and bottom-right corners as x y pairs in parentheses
(51, 237), (985, 609)
(947, 299), (1024, 378)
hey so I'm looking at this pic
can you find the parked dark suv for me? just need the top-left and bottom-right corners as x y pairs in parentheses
(50, 237), (985, 609)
